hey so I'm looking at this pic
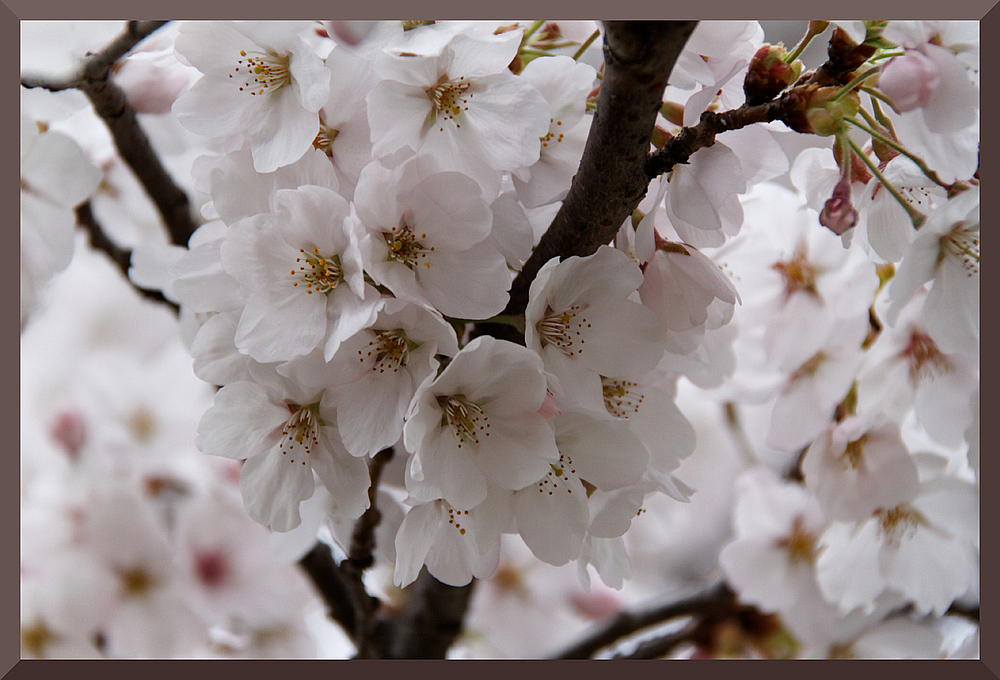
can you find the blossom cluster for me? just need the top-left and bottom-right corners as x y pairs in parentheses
(19, 19), (979, 658)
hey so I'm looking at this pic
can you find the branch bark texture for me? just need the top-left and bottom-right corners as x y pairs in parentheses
(22, 21), (199, 248)
(502, 21), (697, 319)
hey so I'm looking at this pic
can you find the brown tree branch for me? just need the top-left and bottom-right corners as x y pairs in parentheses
(74, 201), (179, 312)
(553, 581), (735, 659)
(383, 569), (478, 659)
(22, 21), (200, 248)
(297, 448), (395, 658)
(495, 21), (697, 328)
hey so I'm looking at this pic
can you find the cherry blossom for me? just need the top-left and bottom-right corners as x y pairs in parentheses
(173, 21), (331, 173)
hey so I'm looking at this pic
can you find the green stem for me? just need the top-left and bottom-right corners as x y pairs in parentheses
(846, 116), (948, 189)
(830, 66), (881, 101)
(520, 47), (555, 58)
(784, 21), (823, 63)
(867, 96), (897, 136)
(860, 85), (896, 110)
(846, 136), (926, 228)
(573, 29), (601, 61)
(522, 20), (545, 42)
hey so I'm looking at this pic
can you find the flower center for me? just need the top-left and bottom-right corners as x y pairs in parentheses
(439, 395), (489, 449)
(291, 248), (343, 295)
(941, 223), (980, 277)
(537, 304), (590, 358)
(313, 117), (340, 155)
(901, 330), (949, 383)
(194, 551), (230, 589)
(602, 378), (644, 419)
(359, 330), (411, 374)
(777, 516), (819, 564)
(540, 118), (565, 148)
(841, 434), (867, 470)
(384, 223), (433, 269)
(279, 405), (320, 465)
(875, 504), (924, 548)
(119, 567), (155, 598)
(772, 250), (819, 299)
(534, 452), (578, 496)
(427, 75), (472, 130)
(230, 48), (291, 96)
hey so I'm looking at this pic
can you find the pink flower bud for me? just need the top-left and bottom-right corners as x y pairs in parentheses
(50, 408), (86, 459)
(819, 179), (858, 235)
(878, 50), (942, 113)
(325, 21), (377, 46)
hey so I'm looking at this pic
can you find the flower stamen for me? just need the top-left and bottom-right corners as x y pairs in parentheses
(291, 248), (343, 295)
(440, 395), (489, 449)
(537, 304), (590, 358)
(230, 48), (291, 96)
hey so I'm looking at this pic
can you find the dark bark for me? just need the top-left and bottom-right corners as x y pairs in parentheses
(500, 21), (697, 321)
(22, 20), (200, 248)
(553, 581), (735, 659)
(384, 570), (478, 659)
(74, 201), (179, 312)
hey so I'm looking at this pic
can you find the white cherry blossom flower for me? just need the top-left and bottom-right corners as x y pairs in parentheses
(319, 299), (460, 457)
(801, 416), (920, 523)
(394, 488), (511, 588)
(816, 473), (978, 616)
(511, 55), (595, 209)
(173, 21), (331, 173)
(403, 336), (560, 511)
(367, 29), (550, 195)
(513, 411), (648, 566)
(525, 246), (665, 400)
(220, 184), (380, 363)
(887, 186), (979, 359)
(354, 162), (511, 319)
(195, 358), (370, 532)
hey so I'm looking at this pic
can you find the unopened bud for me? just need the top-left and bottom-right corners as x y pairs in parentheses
(650, 124), (673, 149)
(826, 27), (878, 82)
(659, 101), (685, 127)
(786, 85), (859, 136)
(878, 50), (942, 113)
(50, 409), (86, 459)
(819, 179), (858, 235)
(744, 44), (803, 106)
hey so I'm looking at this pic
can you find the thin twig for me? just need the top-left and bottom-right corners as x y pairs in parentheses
(74, 201), (179, 312)
(344, 448), (394, 658)
(22, 20), (199, 248)
(553, 581), (735, 659)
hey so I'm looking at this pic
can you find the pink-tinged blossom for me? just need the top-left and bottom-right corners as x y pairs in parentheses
(366, 30), (550, 195)
(320, 299), (460, 457)
(511, 55), (596, 208)
(195, 358), (370, 532)
(513, 411), (648, 566)
(403, 336), (560, 510)
(394, 489), (511, 588)
(887, 186), (979, 359)
(354, 163), (511, 319)
(816, 474), (978, 616)
(220, 184), (381, 363)
(525, 246), (665, 402)
(172, 22), (331, 173)
(801, 416), (920, 523)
